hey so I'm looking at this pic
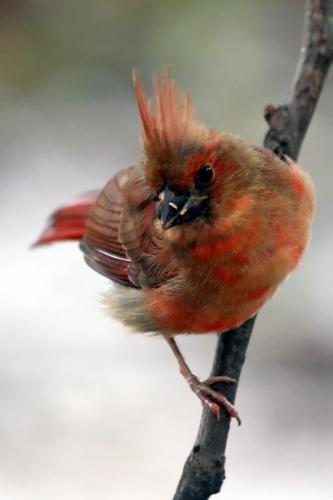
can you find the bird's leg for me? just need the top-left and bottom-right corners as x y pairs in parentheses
(165, 336), (241, 424)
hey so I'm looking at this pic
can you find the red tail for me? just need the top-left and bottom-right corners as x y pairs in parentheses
(33, 192), (98, 247)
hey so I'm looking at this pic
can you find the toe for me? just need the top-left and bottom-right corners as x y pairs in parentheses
(201, 385), (241, 425)
(204, 375), (237, 385)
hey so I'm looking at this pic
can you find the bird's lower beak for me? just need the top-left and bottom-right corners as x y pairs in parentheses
(157, 186), (209, 230)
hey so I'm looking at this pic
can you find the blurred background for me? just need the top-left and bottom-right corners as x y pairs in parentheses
(1, 1), (333, 499)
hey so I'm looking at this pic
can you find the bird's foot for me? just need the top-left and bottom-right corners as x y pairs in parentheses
(165, 337), (241, 424)
(182, 370), (241, 425)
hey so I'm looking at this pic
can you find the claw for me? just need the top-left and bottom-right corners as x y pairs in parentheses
(186, 374), (241, 424)
(201, 384), (242, 425)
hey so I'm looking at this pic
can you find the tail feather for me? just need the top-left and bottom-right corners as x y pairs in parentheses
(33, 192), (98, 247)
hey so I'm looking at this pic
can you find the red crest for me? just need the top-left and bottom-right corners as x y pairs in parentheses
(133, 68), (202, 160)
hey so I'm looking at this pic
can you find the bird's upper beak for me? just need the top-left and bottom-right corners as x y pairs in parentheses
(157, 186), (209, 230)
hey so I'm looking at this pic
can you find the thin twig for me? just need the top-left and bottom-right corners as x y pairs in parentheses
(173, 2), (333, 499)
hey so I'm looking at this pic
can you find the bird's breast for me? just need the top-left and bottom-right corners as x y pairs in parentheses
(145, 255), (276, 334)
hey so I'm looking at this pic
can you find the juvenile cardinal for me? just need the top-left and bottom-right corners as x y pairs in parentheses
(35, 69), (315, 422)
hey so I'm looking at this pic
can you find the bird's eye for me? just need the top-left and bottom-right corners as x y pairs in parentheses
(195, 164), (215, 188)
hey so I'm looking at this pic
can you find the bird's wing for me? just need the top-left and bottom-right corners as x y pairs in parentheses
(81, 166), (171, 288)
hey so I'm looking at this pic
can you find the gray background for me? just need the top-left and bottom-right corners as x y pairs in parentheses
(1, 1), (332, 499)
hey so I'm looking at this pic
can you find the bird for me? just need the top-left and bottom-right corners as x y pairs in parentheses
(35, 69), (315, 423)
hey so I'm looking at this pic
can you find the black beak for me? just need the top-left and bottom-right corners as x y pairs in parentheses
(157, 186), (209, 230)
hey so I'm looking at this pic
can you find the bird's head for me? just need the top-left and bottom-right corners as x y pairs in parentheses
(133, 69), (262, 245)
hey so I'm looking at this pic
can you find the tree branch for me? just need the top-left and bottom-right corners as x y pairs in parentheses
(264, 0), (333, 159)
(173, 2), (333, 499)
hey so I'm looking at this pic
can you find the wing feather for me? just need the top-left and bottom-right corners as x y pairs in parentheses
(82, 166), (166, 288)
